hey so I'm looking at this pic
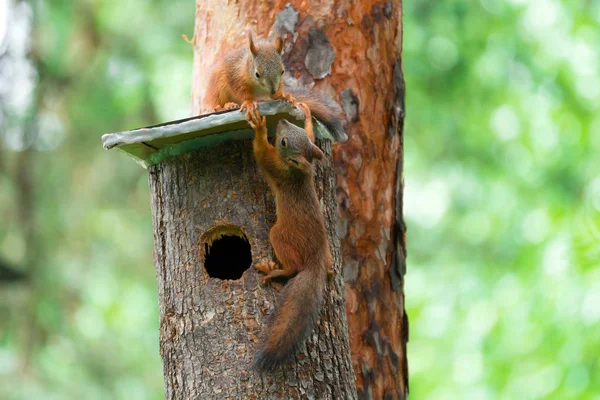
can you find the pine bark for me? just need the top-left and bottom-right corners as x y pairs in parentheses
(189, 1), (407, 399)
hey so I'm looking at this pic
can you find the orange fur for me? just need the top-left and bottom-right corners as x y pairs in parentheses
(204, 30), (346, 141)
(245, 106), (331, 371)
(203, 32), (288, 112)
(204, 46), (254, 110)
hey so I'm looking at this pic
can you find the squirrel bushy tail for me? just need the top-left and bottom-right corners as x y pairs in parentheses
(254, 265), (327, 371)
(284, 86), (347, 142)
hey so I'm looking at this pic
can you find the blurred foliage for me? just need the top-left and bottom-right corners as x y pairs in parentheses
(403, 0), (600, 399)
(0, 0), (598, 399)
(0, 0), (193, 398)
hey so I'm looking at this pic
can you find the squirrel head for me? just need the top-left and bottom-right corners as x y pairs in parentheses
(248, 30), (285, 96)
(275, 119), (324, 171)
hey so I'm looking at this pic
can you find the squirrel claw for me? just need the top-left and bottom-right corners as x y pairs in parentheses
(296, 102), (311, 118)
(240, 100), (258, 112)
(282, 93), (297, 108)
(223, 102), (240, 110)
(255, 261), (278, 274)
(214, 103), (240, 111)
(255, 261), (282, 286)
(245, 107), (266, 130)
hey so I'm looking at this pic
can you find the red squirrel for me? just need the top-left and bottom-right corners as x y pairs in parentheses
(245, 103), (334, 371)
(205, 30), (345, 141)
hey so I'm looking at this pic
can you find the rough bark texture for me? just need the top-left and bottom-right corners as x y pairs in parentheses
(148, 138), (356, 399)
(190, 1), (407, 399)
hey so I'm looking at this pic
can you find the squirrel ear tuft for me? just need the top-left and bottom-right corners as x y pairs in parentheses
(248, 29), (258, 56)
(274, 34), (284, 53)
(311, 144), (324, 161)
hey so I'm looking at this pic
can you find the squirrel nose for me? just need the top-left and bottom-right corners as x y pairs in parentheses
(271, 88), (277, 95)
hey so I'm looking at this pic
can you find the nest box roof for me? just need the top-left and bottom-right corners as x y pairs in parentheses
(101, 100), (344, 168)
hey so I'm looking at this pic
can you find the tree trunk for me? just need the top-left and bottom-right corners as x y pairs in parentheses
(148, 134), (356, 398)
(191, 1), (407, 399)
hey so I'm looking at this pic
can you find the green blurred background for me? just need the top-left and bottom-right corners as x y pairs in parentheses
(0, 0), (598, 399)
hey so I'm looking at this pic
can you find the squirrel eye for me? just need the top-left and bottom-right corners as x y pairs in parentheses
(281, 138), (287, 147)
(255, 71), (260, 78)
(281, 70), (284, 75)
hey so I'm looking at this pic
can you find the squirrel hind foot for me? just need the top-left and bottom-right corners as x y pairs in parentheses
(255, 262), (295, 285)
(254, 261), (278, 274)
(262, 269), (295, 284)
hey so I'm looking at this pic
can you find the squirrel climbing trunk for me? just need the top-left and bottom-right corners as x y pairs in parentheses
(247, 106), (335, 371)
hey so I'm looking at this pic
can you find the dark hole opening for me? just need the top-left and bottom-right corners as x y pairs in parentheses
(204, 234), (252, 280)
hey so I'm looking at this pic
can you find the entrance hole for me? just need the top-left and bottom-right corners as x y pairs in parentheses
(202, 225), (252, 280)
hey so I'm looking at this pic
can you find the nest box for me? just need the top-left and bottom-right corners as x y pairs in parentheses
(101, 100), (353, 397)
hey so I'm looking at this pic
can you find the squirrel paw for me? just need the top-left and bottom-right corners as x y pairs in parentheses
(240, 100), (259, 112)
(245, 107), (267, 130)
(222, 102), (240, 110)
(255, 261), (278, 274)
(255, 261), (293, 285)
(281, 93), (297, 108)
(296, 102), (311, 118)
